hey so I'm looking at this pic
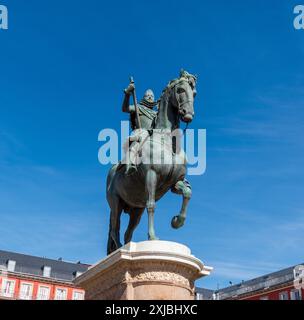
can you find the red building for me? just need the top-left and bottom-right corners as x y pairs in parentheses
(213, 263), (304, 300)
(0, 249), (89, 300)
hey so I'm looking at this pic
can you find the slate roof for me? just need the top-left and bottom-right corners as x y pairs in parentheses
(214, 263), (302, 299)
(0, 249), (90, 282)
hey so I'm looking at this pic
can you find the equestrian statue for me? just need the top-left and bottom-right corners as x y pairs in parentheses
(106, 70), (197, 255)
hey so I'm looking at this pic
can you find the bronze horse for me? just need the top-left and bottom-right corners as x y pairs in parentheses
(106, 74), (196, 254)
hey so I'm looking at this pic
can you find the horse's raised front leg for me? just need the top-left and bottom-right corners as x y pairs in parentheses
(124, 207), (145, 244)
(146, 169), (159, 240)
(171, 179), (192, 229)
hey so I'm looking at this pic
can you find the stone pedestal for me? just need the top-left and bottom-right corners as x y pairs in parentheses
(74, 241), (212, 300)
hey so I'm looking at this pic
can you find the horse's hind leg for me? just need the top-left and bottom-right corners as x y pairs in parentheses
(107, 194), (123, 255)
(171, 179), (192, 229)
(124, 207), (145, 244)
(146, 169), (159, 240)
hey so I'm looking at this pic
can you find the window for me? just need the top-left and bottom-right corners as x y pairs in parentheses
(43, 266), (51, 277)
(260, 296), (269, 300)
(19, 283), (33, 300)
(195, 293), (203, 300)
(55, 288), (67, 300)
(0, 265), (8, 278)
(37, 286), (50, 300)
(290, 289), (302, 300)
(279, 291), (289, 300)
(1, 279), (15, 298)
(73, 290), (84, 300)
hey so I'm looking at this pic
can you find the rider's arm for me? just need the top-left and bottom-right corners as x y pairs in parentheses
(122, 93), (131, 113)
(122, 96), (135, 113)
(122, 83), (136, 113)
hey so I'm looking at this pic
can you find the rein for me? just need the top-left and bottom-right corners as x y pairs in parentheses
(183, 122), (189, 134)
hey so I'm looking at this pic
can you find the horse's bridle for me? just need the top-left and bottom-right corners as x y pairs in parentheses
(152, 76), (195, 131)
(171, 78), (194, 117)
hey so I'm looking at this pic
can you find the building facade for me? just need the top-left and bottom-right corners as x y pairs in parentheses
(196, 263), (304, 300)
(0, 250), (89, 300)
(195, 287), (214, 300)
(3, 249), (304, 301)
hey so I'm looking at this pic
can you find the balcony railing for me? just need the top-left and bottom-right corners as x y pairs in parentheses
(36, 294), (50, 300)
(0, 289), (15, 299)
(19, 292), (34, 300)
(0, 290), (84, 300)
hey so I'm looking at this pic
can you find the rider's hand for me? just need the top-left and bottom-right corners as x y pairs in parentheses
(124, 83), (135, 95)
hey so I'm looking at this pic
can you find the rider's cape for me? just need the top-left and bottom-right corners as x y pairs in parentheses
(130, 104), (157, 130)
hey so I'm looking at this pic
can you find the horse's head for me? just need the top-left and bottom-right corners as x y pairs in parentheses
(168, 71), (197, 123)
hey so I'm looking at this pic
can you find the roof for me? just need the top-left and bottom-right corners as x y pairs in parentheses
(215, 263), (303, 299)
(0, 249), (90, 282)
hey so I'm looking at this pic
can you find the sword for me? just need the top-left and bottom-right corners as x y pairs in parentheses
(129, 76), (142, 130)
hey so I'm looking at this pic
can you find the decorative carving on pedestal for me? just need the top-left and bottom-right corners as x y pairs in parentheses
(74, 241), (212, 300)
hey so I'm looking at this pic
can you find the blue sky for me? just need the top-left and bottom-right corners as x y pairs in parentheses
(0, 0), (303, 289)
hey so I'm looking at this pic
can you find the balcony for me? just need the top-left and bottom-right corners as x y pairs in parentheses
(19, 293), (33, 300)
(0, 289), (17, 299)
(0, 288), (84, 300)
(36, 294), (50, 300)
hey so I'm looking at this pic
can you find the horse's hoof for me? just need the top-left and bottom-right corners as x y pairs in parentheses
(148, 234), (160, 241)
(171, 215), (185, 229)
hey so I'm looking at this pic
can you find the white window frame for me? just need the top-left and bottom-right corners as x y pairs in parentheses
(36, 285), (51, 300)
(195, 292), (203, 300)
(72, 290), (84, 300)
(279, 291), (289, 301)
(54, 287), (67, 300)
(290, 289), (302, 300)
(19, 282), (33, 300)
(1, 278), (16, 298)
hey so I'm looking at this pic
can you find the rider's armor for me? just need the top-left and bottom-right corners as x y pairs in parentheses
(121, 88), (158, 175)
